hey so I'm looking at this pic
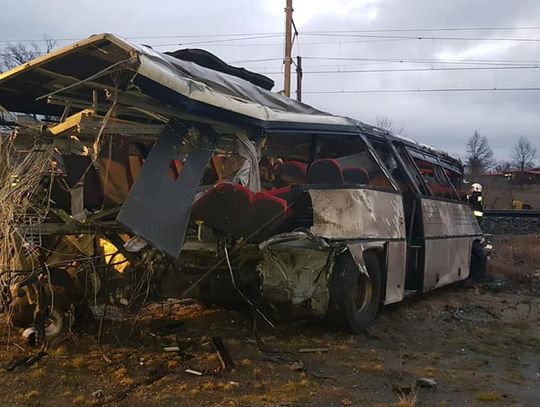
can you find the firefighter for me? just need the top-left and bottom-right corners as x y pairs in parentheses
(468, 183), (483, 221)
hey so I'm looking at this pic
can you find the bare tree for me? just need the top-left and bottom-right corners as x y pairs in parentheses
(465, 131), (495, 178)
(0, 35), (56, 72)
(376, 115), (405, 135)
(494, 160), (512, 173)
(511, 136), (537, 171)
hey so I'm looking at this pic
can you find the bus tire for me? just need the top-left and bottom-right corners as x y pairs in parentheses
(329, 250), (382, 333)
(469, 241), (487, 281)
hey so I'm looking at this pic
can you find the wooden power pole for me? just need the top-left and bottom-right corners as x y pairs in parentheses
(283, 0), (293, 97)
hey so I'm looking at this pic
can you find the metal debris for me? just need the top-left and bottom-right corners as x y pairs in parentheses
(298, 347), (329, 353)
(91, 389), (103, 399)
(211, 336), (234, 372)
(6, 351), (47, 372)
(185, 368), (204, 376)
(416, 377), (438, 388)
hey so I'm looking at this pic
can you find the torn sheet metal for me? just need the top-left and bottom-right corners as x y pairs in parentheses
(258, 246), (331, 315)
(51, 154), (103, 214)
(231, 131), (261, 192)
(348, 240), (406, 304)
(309, 188), (406, 240)
(346, 243), (370, 277)
(0, 34), (355, 129)
(117, 125), (214, 258)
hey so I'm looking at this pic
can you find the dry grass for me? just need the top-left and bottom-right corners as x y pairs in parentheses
(0, 134), (54, 275)
(23, 389), (41, 401)
(475, 391), (502, 402)
(233, 378), (313, 405)
(395, 388), (418, 407)
(70, 357), (85, 368)
(488, 235), (540, 283)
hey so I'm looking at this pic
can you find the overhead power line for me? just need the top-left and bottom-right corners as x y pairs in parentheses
(305, 26), (540, 33)
(2, 26), (540, 44)
(303, 87), (540, 94)
(302, 33), (540, 42)
(232, 56), (540, 67)
(302, 56), (540, 67)
(158, 34), (283, 46)
(260, 65), (540, 75)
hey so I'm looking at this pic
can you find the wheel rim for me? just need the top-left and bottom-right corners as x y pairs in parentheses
(355, 273), (373, 312)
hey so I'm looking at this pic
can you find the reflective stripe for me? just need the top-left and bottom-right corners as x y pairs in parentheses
(477, 196), (482, 202)
(473, 210), (483, 217)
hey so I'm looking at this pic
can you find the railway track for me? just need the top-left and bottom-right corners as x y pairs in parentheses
(484, 209), (540, 218)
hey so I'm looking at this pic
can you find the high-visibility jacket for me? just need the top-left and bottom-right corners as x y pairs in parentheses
(468, 191), (483, 217)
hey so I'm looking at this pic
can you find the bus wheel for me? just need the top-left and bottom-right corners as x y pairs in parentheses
(329, 250), (382, 333)
(469, 241), (487, 281)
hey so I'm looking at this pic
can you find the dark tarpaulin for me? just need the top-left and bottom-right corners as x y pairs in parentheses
(166, 48), (275, 91)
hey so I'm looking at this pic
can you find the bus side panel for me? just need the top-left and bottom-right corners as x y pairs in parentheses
(385, 241), (407, 304)
(308, 188), (407, 305)
(308, 188), (405, 240)
(420, 199), (482, 292)
(423, 237), (472, 291)
(421, 199), (482, 237)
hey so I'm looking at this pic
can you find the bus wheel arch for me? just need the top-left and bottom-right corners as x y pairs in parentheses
(329, 247), (384, 333)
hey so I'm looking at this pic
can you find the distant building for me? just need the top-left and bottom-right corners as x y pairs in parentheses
(478, 169), (540, 209)
(481, 169), (540, 185)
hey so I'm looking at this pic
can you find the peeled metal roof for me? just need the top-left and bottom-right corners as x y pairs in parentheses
(0, 33), (462, 169)
(0, 34), (354, 128)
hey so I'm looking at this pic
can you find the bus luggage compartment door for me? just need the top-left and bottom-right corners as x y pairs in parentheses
(420, 198), (482, 291)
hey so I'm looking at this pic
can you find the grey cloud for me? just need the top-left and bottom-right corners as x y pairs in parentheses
(1, 0), (539, 161)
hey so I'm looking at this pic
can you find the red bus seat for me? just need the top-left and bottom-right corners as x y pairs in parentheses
(277, 160), (308, 185)
(308, 158), (344, 184)
(242, 192), (290, 241)
(191, 182), (253, 236)
(343, 167), (369, 184)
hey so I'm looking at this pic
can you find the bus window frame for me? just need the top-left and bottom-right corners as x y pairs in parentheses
(406, 147), (461, 202)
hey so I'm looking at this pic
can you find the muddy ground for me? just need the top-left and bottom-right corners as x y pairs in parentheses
(1, 235), (539, 407)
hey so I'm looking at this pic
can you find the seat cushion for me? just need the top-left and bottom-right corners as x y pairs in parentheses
(277, 160), (308, 185)
(191, 182), (253, 236)
(242, 191), (289, 242)
(343, 167), (369, 184)
(308, 158), (344, 184)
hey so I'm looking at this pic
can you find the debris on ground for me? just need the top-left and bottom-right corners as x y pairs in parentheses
(90, 389), (103, 399)
(5, 351), (47, 372)
(298, 347), (329, 353)
(211, 336), (234, 372)
(416, 377), (438, 389)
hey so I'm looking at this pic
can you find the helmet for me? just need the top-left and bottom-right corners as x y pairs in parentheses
(471, 183), (482, 193)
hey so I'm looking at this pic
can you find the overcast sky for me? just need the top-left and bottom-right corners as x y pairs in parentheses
(1, 0), (540, 162)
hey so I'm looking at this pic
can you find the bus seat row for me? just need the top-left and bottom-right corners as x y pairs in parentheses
(280, 158), (370, 185)
(192, 159), (372, 240)
(191, 182), (289, 241)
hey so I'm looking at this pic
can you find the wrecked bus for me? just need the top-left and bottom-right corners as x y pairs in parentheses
(0, 34), (485, 339)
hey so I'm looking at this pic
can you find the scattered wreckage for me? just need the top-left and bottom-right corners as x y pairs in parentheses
(0, 34), (486, 342)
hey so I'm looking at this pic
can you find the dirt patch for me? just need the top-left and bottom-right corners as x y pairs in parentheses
(1, 284), (539, 407)
(1, 235), (539, 406)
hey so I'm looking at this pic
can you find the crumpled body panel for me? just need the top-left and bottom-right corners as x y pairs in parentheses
(308, 188), (406, 240)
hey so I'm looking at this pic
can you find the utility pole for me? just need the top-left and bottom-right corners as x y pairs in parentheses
(296, 56), (302, 101)
(283, 0), (293, 97)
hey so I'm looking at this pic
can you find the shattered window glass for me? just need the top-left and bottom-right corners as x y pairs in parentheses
(315, 135), (393, 190)
(259, 133), (312, 188)
(412, 158), (459, 200)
